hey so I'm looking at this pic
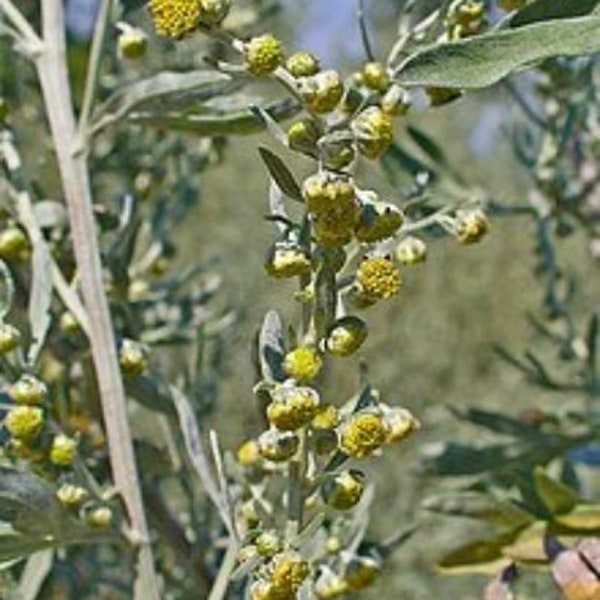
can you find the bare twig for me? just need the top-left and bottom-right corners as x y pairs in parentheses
(357, 0), (375, 62)
(35, 2), (160, 598)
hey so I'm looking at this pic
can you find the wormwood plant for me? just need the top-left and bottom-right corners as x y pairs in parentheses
(0, 1), (598, 599)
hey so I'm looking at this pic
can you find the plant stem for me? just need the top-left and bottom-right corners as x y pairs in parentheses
(207, 541), (238, 600)
(35, 2), (160, 598)
(77, 0), (113, 145)
(0, 0), (42, 50)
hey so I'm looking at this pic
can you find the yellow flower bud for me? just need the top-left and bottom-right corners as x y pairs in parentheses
(60, 311), (82, 336)
(86, 506), (113, 529)
(245, 35), (284, 75)
(302, 173), (356, 216)
(198, 0), (231, 27)
(315, 570), (348, 599)
(258, 429), (299, 462)
(4, 406), (44, 442)
(119, 339), (148, 378)
(287, 119), (322, 154)
(395, 236), (427, 265)
(265, 242), (311, 279)
(255, 529), (282, 557)
(362, 62), (390, 93)
(380, 405), (420, 444)
(352, 107), (394, 159)
(325, 316), (368, 357)
(148, 0), (202, 39)
(56, 484), (88, 507)
(286, 52), (320, 78)
(283, 346), (322, 381)
(269, 552), (310, 595)
(322, 469), (366, 510)
(237, 439), (261, 467)
(118, 28), (148, 60)
(339, 411), (388, 459)
(0, 323), (20, 355)
(344, 555), (381, 591)
(355, 256), (401, 302)
(0, 227), (29, 261)
(267, 385), (320, 431)
(49, 434), (77, 467)
(238, 544), (259, 564)
(10, 375), (47, 406)
(300, 70), (344, 113)
(381, 84), (411, 116)
(354, 197), (403, 242)
(311, 404), (341, 430)
(455, 208), (490, 244)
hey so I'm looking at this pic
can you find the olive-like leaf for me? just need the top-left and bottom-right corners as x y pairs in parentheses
(394, 17), (600, 90)
(554, 504), (600, 532)
(423, 493), (533, 530)
(509, 0), (600, 28)
(27, 240), (52, 365)
(258, 310), (286, 382)
(533, 466), (578, 516)
(0, 260), (15, 320)
(258, 147), (303, 202)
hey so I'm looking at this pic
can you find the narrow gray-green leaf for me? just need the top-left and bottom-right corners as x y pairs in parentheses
(27, 240), (52, 365)
(394, 17), (600, 89)
(0, 260), (15, 320)
(258, 310), (286, 382)
(17, 549), (54, 600)
(509, 0), (600, 28)
(258, 147), (303, 202)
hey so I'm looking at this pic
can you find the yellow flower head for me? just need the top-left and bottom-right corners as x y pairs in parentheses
(352, 107), (394, 159)
(380, 405), (420, 444)
(354, 197), (403, 243)
(198, 0), (231, 27)
(265, 243), (311, 279)
(4, 406), (44, 442)
(300, 70), (344, 113)
(267, 385), (320, 431)
(322, 469), (366, 510)
(315, 570), (348, 599)
(255, 529), (283, 557)
(339, 411), (388, 459)
(49, 434), (78, 467)
(283, 346), (322, 381)
(344, 555), (381, 591)
(56, 484), (88, 507)
(257, 429), (299, 462)
(237, 439), (262, 467)
(325, 316), (368, 357)
(303, 173), (356, 216)
(286, 52), (320, 78)
(10, 375), (47, 406)
(355, 256), (401, 302)
(455, 209), (490, 244)
(362, 62), (390, 93)
(395, 236), (427, 265)
(86, 506), (113, 529)
(312, 404), (341, 430)
(269, 552), (311, 596)
(246, 35), (284, 75)
(149, 0), (202, 39)
(119, 339), (148, 378)
(0, 323), (20, 355)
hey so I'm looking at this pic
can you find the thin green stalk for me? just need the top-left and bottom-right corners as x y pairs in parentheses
(207, 541), (239, 600)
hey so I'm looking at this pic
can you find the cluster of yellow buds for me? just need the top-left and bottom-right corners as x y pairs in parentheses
(266, 383), (321, 431)
(353, 256), (402, 306)
(251, 552), (311, 600)
(445, 0), (487, 40)
(454, 208), (491, 244)
(265, 241), (311, 279)
(119, 338), (149, 378)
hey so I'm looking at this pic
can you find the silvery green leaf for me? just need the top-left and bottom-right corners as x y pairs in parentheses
(258, 147), (303, 202)
(17, 549), (54, 600)
(0, 260), (15, 320)
(32, 201), (67, 230)
(258, 310), (286, 382)
(268, 181), (289, 233)
(314, 263), (336, 339)
(509, 0), (600, 28)
(394, 17), (600, 89)
(27, 240), (52, 365)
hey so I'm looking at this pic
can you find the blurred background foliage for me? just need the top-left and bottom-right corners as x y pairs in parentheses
(0, 0), (598, 598)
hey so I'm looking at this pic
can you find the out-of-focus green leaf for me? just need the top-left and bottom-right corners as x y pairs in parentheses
(501, 521), (550, 563)
(382, 142), (433, 181)
(534, 467), (578, 515)
(423, 493), (534, 530)
(95, 71), (239, 124)
(258, 147), (303, 202)
(554, 504), (600, 532)
(394, 17), (600, 89)
(0, 260), (14, 320)
(126, 98), (300, 136)
(437, 530), (520, 572)
(121, 0), (148, 15)
(258, 310), (286, 382)
(406, 126), (448, 168)
(586, 314), (598, 386)
(424, 443), (511, 476)
(509, 0), (600, 28)
(32, 201), (67, 230)
(450, 407), (542, 438)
